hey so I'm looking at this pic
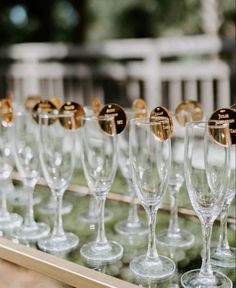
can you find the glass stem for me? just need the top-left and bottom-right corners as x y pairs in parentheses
(199, 219), (214, 279)
(88, 195), (97, 217)
(127, 180), (140, 226)
(48, 190), (56, 205)
(146, 206), (159, 260)
(96, 197), (108, 245)
(167, 186), (180, 236)
(52, 190), (65, 238)
(0, 179), (10, 218)
(24, 180), (37, 228)
(169, 248), (179, 286)
(217, 204), (230, 251)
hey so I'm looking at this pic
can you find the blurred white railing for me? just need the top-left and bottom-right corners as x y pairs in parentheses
(0, 35), (234, 113)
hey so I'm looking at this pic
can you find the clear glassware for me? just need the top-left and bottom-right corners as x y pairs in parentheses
(210, 145), (236, 268)
(8, 102), (42, 207)
(129, 118), (175, 280)
(78, 106), (113, 224)
(115, 110), (148, 236)
(11, 112), (50, 242)
(229, 223), (236, 231)
(38, 193), (73, 216)
(79, 196), (113, 223)
(8, 181), (42, 207)
(181, 121), (232, 288)
(80, 116), (123, 265)
(168, 247), (186, 288)
(37, 113), (79, 254)
(0, 119), (22, 231)
(157, 114), (195, 248)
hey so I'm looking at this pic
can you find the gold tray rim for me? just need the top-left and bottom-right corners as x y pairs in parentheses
(0, 237), (138, 288)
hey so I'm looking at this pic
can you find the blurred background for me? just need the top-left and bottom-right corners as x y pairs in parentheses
(0, 0), (235, 112)
(0, 0), (235, 44)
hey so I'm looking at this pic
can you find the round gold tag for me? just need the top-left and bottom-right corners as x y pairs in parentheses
(24, 95), (42, 111)
(91, 96), (101, 115)
(99, 103), (127, 135)
(59, 101), (85, 130)
(50, 96), (61, 110)
(0, 99), (13, 126)
(175, 100), (204, 126)
(32, 100), (58, 125)
(150, 106), (173, 141)
(208, 108), (236, 146)
(132, 98), (147, 119)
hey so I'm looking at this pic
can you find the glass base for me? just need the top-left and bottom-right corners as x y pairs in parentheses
(230, 223), (236, 231)
(181, 269), (232, 288)
(210, 247), (236, 269)
(0, 213), (22, 230)
(38, 232), (79, 254)
(157, 229), (195, 249)
(8, 189), (42, 206)
(114, 219), (148, 236)
(4, 179), (16, 194)
(12, 222), (50, 242)
(79, 209), (113, 224)
(38, 200), (73, 215)
(130, 254), (175, 280)
(80, 241), (123, 265)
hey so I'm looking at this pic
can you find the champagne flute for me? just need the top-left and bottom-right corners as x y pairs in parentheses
(78, 106), (113, 223)
(114, 109), (148, 236)
(37, 106), (77, 217)
(210, 145), (236, 268)
(8, 101), (42, 207)
(80, 115), (123, 264)
(12, 112), (50, 242)
(157, 113), (194, 248)
(8, 181), (42, 207)
(0, 118), (22, 231)
(37, 113), (79, 253)
(38, 192), (73, 216)
(181, 121), (232, 288)
(129, 118), (175, 280)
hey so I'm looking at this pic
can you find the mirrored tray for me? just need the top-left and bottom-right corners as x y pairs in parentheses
(0, 170), (235, 288)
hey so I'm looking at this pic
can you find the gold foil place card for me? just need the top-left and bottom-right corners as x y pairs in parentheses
(91, 96), (101, 116)
(175, 100), (204, 126)
(0, 99), (13, 126)
(32, 100), (58, 125)
(208, 108), (236, 146)
(59, 101), (85, 130)
(150, 106), (173, 141)
(99, 103), (127, 135)
(132, 98), (147, 119)
(50, 96), (61, 110)
(25, 95), (42, 111)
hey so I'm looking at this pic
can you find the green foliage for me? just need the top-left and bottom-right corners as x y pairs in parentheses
(0, 0), (234, 45)
(86, 0), (234, 42)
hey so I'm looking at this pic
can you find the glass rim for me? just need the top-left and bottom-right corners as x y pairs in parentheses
(14, 111), (28, 117)
(38, 112), (74, 119)
(81, 115), (116, 121)
(185, 120), (230, 129)
(130, 117), (170, 126)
